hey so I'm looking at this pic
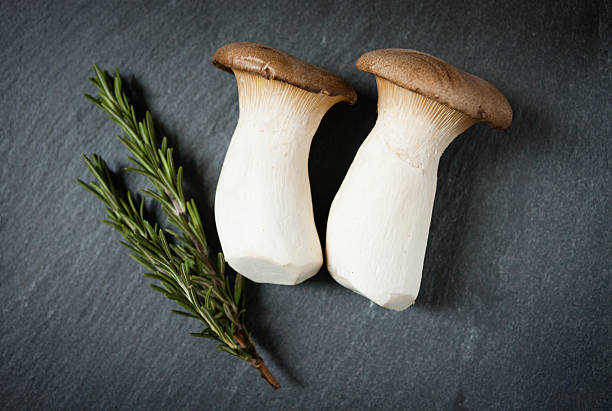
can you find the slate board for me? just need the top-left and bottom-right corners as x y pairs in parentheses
(1, 0), (610, 409)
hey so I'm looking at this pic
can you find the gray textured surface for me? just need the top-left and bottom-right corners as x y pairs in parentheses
(1, 0), (610, 409)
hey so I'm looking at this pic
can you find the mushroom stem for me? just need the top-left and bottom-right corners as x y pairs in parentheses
(215, 70), (342, 285)
(326, 77), (475, 310)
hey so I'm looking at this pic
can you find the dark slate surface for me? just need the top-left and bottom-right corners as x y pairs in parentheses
(1, 0), (610, 409)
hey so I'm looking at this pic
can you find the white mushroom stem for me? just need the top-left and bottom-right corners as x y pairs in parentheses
(326, 77), (476, 310)
(215, 70), (343, 285)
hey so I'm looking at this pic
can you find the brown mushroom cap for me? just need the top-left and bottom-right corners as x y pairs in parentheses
(356, 49), (512, 128)
(213, 42), (357, 105)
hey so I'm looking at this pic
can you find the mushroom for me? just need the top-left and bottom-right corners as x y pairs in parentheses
(326, 49), (512, 310)
(212, 42), (356, 285)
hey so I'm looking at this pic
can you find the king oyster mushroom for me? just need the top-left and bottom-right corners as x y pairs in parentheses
(326, 49), (512, 310)
(213, 42), (356, 285)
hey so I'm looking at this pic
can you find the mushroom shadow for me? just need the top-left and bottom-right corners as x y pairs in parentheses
(418, 96), (551, 310)
(416, 132), (483, 310)
(306, 91), (378, 288)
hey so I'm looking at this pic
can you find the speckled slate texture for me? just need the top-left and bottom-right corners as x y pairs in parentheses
(1, 1), (610, 409)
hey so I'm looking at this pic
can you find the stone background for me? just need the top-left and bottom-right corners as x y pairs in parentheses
(1, 0), (610, 409)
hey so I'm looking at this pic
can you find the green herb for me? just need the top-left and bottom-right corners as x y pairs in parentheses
(78, 66), (279, 389)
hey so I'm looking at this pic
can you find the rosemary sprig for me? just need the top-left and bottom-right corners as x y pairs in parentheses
(78, 66), (279, 389)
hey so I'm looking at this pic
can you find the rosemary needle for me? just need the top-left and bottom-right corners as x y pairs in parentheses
(78, 65), (279, 389)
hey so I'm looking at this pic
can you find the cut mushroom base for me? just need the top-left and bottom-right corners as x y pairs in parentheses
(326, 78), (475, 310)
(215, 71), (345, 285)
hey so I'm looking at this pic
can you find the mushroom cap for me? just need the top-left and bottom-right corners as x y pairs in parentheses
(356, 49), (512, 128)
(213, 42), (357, 105)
